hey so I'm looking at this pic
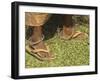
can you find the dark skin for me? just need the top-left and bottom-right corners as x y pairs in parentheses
(30, 15), (73, 58)
(30, 26), (52, 58)
(61, 15), (74, 38)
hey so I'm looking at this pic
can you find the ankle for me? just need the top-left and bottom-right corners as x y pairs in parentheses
(62, 25), (74, 36)
(31, 26), (43, 42)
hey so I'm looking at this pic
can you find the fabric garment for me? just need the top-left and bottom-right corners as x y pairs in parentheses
(25, 12), (51, 26)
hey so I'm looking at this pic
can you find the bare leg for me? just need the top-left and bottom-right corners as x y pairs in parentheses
(25, 13), (54, 61)
(60, 15), (88, 40)
(60, 15), (74, 39)
(30, 26), (48, 54)
(26, 26), (55, 61)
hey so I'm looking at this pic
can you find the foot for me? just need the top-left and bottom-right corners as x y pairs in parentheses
(59, 26), (88, 40)
(59, 26), (74, 40)
(26, 36), (55, 61)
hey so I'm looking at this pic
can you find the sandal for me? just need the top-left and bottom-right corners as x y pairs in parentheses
(72, 31), (88, 39)
(26, 35), (55, 61)
(59, 30), (88, 40)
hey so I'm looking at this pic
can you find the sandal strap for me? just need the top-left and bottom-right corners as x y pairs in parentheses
(32, 49), (49, 53)
(28, 35), (44, 45)
(72, 31), (82, 38)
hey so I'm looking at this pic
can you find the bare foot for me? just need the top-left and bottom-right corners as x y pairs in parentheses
(59, 26), (74, 40)
(59, 26), (88, 40)
(26, 37), (55, 61)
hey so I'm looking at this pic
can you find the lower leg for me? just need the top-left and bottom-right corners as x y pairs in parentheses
(30, 26), (43, 42)
(30, 26), (48, 51)
(60, 15), (74, 39)
(27, 26), (54, 60)
(61, 15), (88, 40)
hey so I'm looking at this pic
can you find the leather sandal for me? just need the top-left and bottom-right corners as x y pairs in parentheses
(59, 30), (88, 40)
(26, 35), (55, 61)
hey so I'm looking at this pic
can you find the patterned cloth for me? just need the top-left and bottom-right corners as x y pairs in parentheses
(25, 12), (51, 26)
